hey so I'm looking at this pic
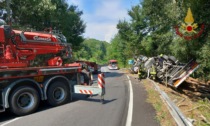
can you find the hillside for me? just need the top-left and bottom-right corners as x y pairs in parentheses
(74, 38), (110, 64)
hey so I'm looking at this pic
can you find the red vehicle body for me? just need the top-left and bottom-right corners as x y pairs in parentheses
(0, 24), (105, 116)
(108, 60), (119, 70)
(0, 26), (71, 68)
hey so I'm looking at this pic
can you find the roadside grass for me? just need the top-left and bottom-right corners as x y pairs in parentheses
(187, 98), (210, 126)
(142, 79), (210, 126)
(142, 80), (177, 126)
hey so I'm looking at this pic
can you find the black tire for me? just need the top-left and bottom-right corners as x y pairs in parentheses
(47, 81), (70, 106)
(169, 56), (178, 64)
(9, 86), (40, 116)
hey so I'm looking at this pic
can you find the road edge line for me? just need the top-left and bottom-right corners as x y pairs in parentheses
(0, 117), (21, 126)
(126, 75), (133, 126)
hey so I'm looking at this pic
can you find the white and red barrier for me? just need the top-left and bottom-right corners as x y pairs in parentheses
(74, 73), (105, 103)
(98, 73), (105, 89)
(79, 90), (93, 95)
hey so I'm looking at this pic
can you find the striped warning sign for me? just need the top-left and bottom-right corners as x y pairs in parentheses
(79, 90), (93, 94)
(98, 73), (105, 88)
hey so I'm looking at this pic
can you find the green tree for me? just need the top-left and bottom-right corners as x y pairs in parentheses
(9, 0), (85, 47)
(117, 5), (148, 56)
(74, 38), (110, 64)
(107, 34), (129, 67)
(116, 0), (210, 80)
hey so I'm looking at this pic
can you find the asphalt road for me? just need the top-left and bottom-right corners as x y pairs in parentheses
(0, 66), (159, 126)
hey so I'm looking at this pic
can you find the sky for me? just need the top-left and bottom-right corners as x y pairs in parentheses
(67, 0), (140, 42)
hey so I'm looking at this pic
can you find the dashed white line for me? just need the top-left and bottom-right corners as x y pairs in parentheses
(0, 117), (21, 126)
(126, 75), (133, 126)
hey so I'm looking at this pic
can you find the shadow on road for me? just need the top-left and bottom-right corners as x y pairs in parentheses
(0, 94), (115, 122)
(0, 111), (17, 123)
(0, 102), (52, 123)
(94, 72), (124, 79)
(82, 98), (116, 104)
(72, 94), (116, 104)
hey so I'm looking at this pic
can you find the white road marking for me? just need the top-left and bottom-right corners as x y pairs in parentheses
(0, 117), (21, 126)
(126, 75), (133, 126)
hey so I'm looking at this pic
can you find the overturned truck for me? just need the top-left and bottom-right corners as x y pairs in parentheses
(138, 55), (199, 88)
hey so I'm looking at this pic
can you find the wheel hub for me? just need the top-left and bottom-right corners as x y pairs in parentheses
(53, 87), (65, 101)
(17, 92), (34, 109)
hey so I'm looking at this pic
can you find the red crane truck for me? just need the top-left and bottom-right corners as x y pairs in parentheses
(0, 24), (105, 116)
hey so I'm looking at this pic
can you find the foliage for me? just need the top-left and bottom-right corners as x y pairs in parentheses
(115, 0), (210, 80)
(0, 0), (8, 20)
(3, 0), (86, 48)
(107, 34), (130, 68)
(117, 5), (148, 56)
(74, 38), (110, 65)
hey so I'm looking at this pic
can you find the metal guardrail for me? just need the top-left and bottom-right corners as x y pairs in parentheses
(147, 79), (193, 126)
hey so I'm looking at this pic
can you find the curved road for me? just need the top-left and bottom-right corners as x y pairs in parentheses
(0, 66), (159, 126)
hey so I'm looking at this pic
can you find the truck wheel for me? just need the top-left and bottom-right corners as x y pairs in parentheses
(47, 81), (70, 106)
(9, 86), (40, 116)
